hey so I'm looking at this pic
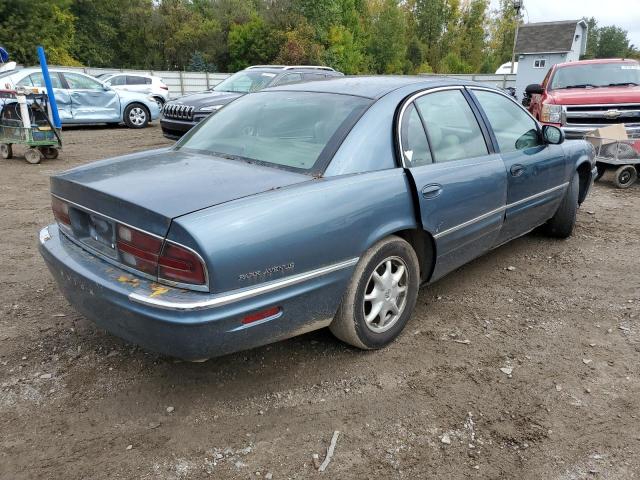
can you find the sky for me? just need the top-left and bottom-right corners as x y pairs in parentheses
(489, 0), (640, 48)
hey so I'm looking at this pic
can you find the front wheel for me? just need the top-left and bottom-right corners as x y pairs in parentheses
(0, 143), (12, 159)
(613, 165), (637, 189)
(330, 236), (420, 350)
(542, 172), (579, 238)
(123, 103), (149, 129)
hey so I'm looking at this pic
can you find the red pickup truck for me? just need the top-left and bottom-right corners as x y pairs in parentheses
(525, 58), (640, 139)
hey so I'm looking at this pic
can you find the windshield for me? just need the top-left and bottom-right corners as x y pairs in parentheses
(213, 70), (277, 93)
(550, 62), (640, 89)
(177, 91), (371, 173)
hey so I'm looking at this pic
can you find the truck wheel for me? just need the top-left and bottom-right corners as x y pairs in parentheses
(124, 103), (149, 129)
(543, 172), (579, 238)
(0, 143), (12, 159)
(613, 165), (637, 189)
(330, 236), (420, 350)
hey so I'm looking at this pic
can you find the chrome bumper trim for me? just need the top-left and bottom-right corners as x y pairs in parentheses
(128, 257), (359, 311)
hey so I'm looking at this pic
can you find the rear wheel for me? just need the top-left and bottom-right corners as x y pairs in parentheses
(0, 143), (12, 159)
(330, 236), (420, 350)
(542, 172), (579, 238)
(154, 97), (165, 109)
(613, 165), (637, 189)
(124, 103), (149, 129)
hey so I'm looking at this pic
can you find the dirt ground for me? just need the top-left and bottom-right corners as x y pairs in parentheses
(1, 124), (639, 480)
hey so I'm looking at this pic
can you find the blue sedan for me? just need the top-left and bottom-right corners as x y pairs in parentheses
(39, 76), (597, 360)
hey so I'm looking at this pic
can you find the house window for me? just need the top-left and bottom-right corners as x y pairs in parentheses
(534, 59), (546, 69)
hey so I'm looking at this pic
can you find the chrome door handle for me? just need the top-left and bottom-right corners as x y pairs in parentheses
(421, 184), (443, 199)
(510, 164), (525, 177)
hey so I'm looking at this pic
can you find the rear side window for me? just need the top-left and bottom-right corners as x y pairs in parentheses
(303, 73), (327, 81)
(400, 103), (432, 167)
(473, 90), (542, 153)
(126, 75), (148, 85)
(414, 90), (488, 163)
(17, 72), (63, 88)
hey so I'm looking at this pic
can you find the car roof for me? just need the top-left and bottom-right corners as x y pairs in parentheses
(265, 75), (478, 99)
(243, 66), (342, 75)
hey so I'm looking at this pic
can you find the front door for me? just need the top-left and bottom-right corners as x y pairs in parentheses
(61, 72), (120, 122)
(400, 88), (508, 281)
(469, 88), (568, 244)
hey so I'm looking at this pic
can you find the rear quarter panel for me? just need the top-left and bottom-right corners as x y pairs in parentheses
(168, 169), (418, 294)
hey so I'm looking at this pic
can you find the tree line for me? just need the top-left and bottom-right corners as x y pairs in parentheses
(1, 0), (638, 74)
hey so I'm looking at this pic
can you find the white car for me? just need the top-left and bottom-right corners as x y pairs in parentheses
(98, 73), (169, 107)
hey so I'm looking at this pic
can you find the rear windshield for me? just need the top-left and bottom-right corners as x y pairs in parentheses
(550, 62), (640, 89)
(177, 91), (371, 174)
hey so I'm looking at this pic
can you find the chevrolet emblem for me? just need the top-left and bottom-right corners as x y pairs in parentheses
(604, 109), (622, 119)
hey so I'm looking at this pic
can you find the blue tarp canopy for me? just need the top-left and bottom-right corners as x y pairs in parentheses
(0, 47), (9, 63)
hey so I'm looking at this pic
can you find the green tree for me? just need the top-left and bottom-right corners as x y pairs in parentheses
(324, 25), (369, 74)
(595, 25), (631, 58)
(368, 0), (407, 74)
(227, 16), (283, 71)
(0, 0), (79, 65)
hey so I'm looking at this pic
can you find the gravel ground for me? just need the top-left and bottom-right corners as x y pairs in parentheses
(1, 124), (639, 479)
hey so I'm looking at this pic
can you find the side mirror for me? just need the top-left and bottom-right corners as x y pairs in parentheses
(525, 83), (544, 95)
(542, 124), (564, 145)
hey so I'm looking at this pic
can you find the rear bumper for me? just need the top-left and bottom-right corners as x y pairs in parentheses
(39, 224), (353, 360)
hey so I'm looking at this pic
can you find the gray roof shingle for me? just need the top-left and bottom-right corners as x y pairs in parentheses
(515, 20), (582, 54)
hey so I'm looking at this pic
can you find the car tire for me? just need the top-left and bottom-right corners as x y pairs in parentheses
(330, 236), (420, 350)
(154, 97), (165, 109)
(613, 165), (637, 189)
(543, 172), (579, 238)
(594, 164), (606, 181)
(123, 103), (149, 129)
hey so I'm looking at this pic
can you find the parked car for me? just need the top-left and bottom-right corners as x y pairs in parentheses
(525, 58), (640, 138)
(39, 76), (596, 360)
(0, 68), (160, 128)
(160, 65), (343, 140)
(97, 73), (169, 108)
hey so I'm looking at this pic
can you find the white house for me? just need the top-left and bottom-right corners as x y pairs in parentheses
(514, 19), (588, 99)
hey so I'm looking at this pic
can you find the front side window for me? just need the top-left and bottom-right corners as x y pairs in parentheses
(63, 73), (103, 91)
(178, 91), (371, 174)
(473, 90), (542, 153)
(213, 71), (276, 93)
(414, 90), (488, 163)
(276, 73), (303, 86)
(400, 103), (432, 167)
(109, 75), (126, 86)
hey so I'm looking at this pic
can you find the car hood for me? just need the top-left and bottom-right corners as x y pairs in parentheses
(548, 86), (640, 105)
(50, 148), (310, 236)
(168, 91), (243, 109)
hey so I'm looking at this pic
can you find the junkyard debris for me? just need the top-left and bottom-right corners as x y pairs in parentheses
(441, 433), (451, 445)
(318, 431), (340, 472)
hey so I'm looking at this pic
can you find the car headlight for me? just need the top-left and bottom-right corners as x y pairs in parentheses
(200, 104), (224, 112)
(541, 104), (562, 124)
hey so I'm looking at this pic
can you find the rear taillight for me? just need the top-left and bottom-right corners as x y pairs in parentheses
(117, 224), (206, 286)
(51, 197), (71, 227)
(160, 85), (168, 90)
(158, 243), (206, 285)
(117, 225), (163, 275)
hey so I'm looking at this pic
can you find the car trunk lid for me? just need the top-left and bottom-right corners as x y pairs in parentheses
(50, 148), (311, 237)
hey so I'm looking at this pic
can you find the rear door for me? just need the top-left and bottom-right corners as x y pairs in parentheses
(400, 87), (508, 281)
(16, 72), (73, 122)
(468, 88), (567, 244)
(61, 72), (120, 122)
